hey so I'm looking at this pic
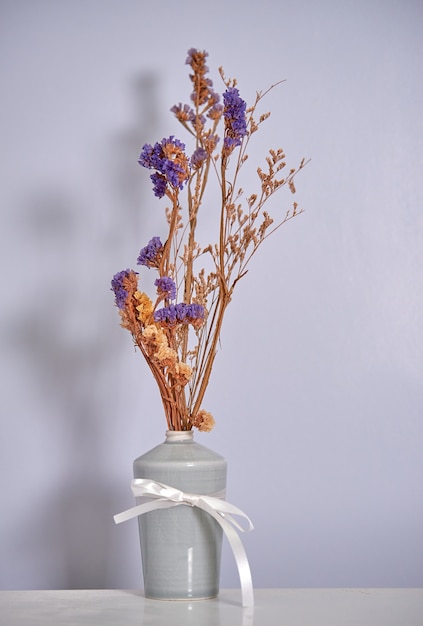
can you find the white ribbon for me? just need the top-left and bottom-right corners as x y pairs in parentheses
(114, 478), (254, 607)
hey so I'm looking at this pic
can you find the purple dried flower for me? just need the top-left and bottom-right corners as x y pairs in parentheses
(191, 147), (208, 169)
(154, 304), (180, 324)
(154, 302), (205, 326)
(223, 87), (248, 152)
(138, 136), (190, 198)
(171, 103), (196, 123)
(137, 236), (163, 268)
(186, 48), (207, 67)
(138, 143), (154, 168)
(207, 102), (223, 120)
(111, 269), (133, 310)
(185, 303), (205, 321)
(150, 173), (167, 199)
(185, 48), (216, 108)
(155, 276), (177, 300)
(222, 137), (240, 151)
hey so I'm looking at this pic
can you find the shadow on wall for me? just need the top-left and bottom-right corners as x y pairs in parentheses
(3, 72), (160, 589)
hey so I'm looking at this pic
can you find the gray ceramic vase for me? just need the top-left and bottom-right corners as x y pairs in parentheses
(133, 430), (227, 600)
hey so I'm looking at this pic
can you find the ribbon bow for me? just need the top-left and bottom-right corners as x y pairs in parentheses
(114, 478), (254, 607)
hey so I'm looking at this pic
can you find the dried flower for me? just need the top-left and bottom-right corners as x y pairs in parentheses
(134, 291), (153, 324)
(112, 48), (307, 432)
(172, 361), (192, 385)
(139, 137), (190, 198)
(155, 344), (177, 368)
(191, 147), (208, 169)
(170, 103), (195, 124)
(153, 303), (205, 328)
(142, 324), (168, 356)
(223, 87), (248, 153)
(192, 410), (215, 432)
(111, 269), (138, 310)
(155, 276), (177, 301)
(111, 269), (131, 310)
(137, 237), (163, 268)
(186, 48), (217, 107)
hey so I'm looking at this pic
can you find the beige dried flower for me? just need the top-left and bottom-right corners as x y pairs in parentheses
(142, 324), (168, 356)
(155, 346), (177, 368)
(172, 361), (193, 385)
(134, 291), (153, 324)
(192, 410), (215, 432)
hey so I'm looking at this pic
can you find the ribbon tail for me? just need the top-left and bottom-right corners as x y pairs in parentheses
(200, 496), (254, 532)
(197, 501), (254, 607)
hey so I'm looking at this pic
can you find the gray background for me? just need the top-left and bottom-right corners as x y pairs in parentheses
(1, 0), (422, 590)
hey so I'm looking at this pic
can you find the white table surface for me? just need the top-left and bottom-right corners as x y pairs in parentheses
(0, 589), (422, 626)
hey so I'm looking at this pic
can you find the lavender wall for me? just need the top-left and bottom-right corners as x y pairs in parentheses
(1, 0), (422, 590)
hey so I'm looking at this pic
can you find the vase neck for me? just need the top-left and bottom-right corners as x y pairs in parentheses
(165, 430), (194, 443)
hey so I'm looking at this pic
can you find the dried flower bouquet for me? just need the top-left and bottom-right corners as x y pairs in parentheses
(112, 48), (307, 432)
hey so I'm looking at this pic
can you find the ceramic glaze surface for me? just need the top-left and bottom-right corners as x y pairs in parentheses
(133, 432), (227, 600)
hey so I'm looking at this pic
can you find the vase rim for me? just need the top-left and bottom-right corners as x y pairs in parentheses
(165, 430), (194, 442)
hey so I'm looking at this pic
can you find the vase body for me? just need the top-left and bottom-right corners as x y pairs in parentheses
(133, 430), (227, 600)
